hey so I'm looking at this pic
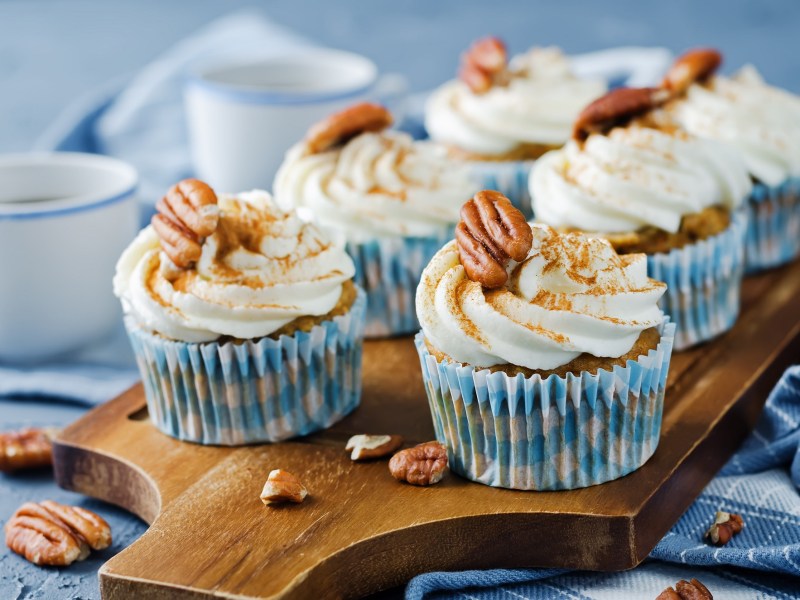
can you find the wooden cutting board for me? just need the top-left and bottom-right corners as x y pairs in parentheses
(52, 261), (800, 600)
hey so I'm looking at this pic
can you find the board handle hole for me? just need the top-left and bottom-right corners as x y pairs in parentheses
(127, 406), (149, 421)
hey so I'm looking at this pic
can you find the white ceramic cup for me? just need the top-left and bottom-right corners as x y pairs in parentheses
(0, 153), (139, 363)
(185, 49), (407, 193)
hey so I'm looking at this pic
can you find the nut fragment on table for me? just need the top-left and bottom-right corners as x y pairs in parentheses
(455, 190), (533, 289)
(260, 469), (308, 505)
(656, 578), (713, 600)
(345, 434), (404, 461)
(388, 441), (448, 486)
(704, 510), (743, 545)
(0, 427), (59, 473)
(5, 500), (111, 566)
(152, 178), (220, 269)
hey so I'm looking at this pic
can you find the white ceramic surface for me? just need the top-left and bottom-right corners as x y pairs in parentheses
(0, 153), (139, 363)
(185, 49), (406, 193)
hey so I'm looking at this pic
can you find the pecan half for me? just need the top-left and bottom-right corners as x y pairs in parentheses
(260, 469), (308, 505)
(662, 48), (722, 95)
(5, 501), (111, 566)
(459, 36), (509, 94)
(345, 434), (404, 461)
(704, 510), (743, 545)
(0, 427), (58, 473)
(152, 178), (219, 269)
(305, 102), (393, 154)
(572, 87), (669, 143)
(455, 190), (533, 289)
(656, 578), (713, 600)
(389, 441), (448, 486)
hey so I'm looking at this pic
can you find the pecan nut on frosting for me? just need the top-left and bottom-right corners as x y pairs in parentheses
(662, 48), (722, 96)
(455, 190), (533, 289)
(151, 178), (220, 269)
(459, 36), (509, 94)
(572, 87), (670, 143)
(305, 102), (393, 154)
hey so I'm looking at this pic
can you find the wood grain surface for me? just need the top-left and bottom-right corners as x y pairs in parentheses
(52, 261), (800, 600)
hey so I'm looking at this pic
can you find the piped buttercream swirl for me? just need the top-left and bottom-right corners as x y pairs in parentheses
(273, 130), (476, 242)
(530, 116), (752, 233)
(666, 65), (800, 186)
(425, 47), (607, 156)
(114, 190), (356, 342)
(416, 224), (666, 370)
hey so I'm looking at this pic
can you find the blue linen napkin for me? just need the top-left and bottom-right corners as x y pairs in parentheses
(406, 366), (800, 599)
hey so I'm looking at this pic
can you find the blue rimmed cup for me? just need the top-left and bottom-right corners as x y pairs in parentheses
(125, 288), (367, 446)
(185, 50), (407, 193)
(0, 153), (139, 363)
(416, 318), (676, 491)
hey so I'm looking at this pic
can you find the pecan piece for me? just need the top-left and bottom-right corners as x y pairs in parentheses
(459, 36), (509, 94)
(345, 434), (404, 461)
(656, 578), (713, 600)
(5, 501), (110, 566)
(572, 87), (669, 143)
(662, 48), (722, 95)
(704, 510), (743, 545)
(0, 427), (58, 473)
(305, 102), (393, 154)
(260, 469), (308, 505)
(456, 190), (533, 289)
(389, 441), (448, 486)
(152, 178), (219, 269)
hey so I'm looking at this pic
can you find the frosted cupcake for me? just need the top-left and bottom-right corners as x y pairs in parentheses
(530, 87), (752, 349)
(415, 191), (675, 490)
(425, 38), (606, 216)
(662, 48), (800, 272)
(274, 102), (477, 337)
(114, 179), (365, 445)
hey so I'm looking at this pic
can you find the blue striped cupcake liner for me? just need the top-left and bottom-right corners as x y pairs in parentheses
(466, 159), (536, 219)
(347, 232), (452, 338)
(415, 318), (676, 491)
(647, 209), (747, 351)
(124, 288), (367, 446)
(744, 177), (800, 274)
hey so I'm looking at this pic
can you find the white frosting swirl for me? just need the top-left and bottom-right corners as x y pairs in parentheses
(424, 47), (607, 155)
(416, 224), (666, 370)
(273, 130), (476, 242)
(530, 119), (753, 234)
(114, 190), (356, 342)
(667, 66), (800, 186)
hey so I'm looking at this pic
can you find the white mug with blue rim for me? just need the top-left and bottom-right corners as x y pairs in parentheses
(185, 49), (407, 193)
(0, 153), (139, 363)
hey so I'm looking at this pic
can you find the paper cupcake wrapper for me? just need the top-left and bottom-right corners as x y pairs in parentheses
(466, 159), (536, 219)
(744, 177), (800, 273)
(415, 318), (676, 491)
(647, 209), (747, 351)
(125, 289), (366, 446)
(347, 233), (451, 338)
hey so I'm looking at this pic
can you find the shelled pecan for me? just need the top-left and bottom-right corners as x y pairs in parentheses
(305, 102), (393, 154)
(0, 427), (59, 473)
(388, 441), (448, 486)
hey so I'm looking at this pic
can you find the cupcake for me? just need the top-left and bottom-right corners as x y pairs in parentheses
(530, 87), (752, 350)
(273, 102), (477, 338)
(114, 178), (365, 445)
(662, 48), (800, 272)
(424, 37), (606, 216)
(415, 191), (675, 490)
